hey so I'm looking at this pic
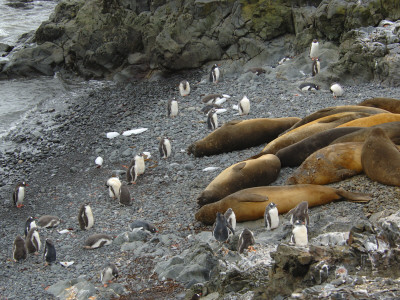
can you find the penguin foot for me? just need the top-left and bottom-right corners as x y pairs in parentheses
(248, 246), (256, 252)
(16, 204), (24, 208)
(121, 165), (128, 169)
(103, 284), (108, 288)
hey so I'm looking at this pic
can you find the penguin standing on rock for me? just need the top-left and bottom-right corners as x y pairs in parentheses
(209, 64), (220, 83)
(127, 154), (145, 184)
(100, 263), (119, 286)
(159, 137), (172, 159)
(310, 39), (319, 60)
(224, 208), (236, 234)
(13, 236), (27, 262)
(24, 216), (37, 237)
(119, 184), (133, 206)
(312, 58), (320, 76)
(238, 228), (255, 254)
(13, 181), (27, 208)
(238, 96), (250, 116)
(168, 98), (179, 118)
(179, 80), (190, 97)
(207, 108), (218, 130)
(264, 202), (279, 230)
(43, 239), (56, 265)
(78, 203), (94, 230)
(212, 212), (234, 244)
(95, 156), (103, 168)
(288, 201), (309, 226)
(106, 175), (122, 199)
(291, 220), (308, 247)
(25, 227), (41, 254)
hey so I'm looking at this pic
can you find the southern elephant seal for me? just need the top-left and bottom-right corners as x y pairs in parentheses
(197, 154), (281, 206)
(187, 117), (300, 157)
(195, 184), (371, 224)
(338, 113), (400, 128)
(358, 97), (400, 114)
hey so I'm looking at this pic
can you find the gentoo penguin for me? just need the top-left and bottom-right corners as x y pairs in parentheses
(207, 108), (218, 130)
(78, 203), (94, 230)
(24, 216), (37, 237)
(246, 67), (266, 75)
(37, 215), (61, 228)
(191, 293), (202, 300)
(310, 39), (319, 60)
(43, 239), (56, 265)
(238, 228), (255, 254)
(299, 83), (319, 91)
(238, 96), (250, 116)
(212, 212), (234, 243)
(287, 201), (309, 226)
(100, 263), (119, 286)
(13, 236), (27, 262)
(209, 64), (220, 83)
(118, 184), (132, 206)
(95, 156), (103, 168)
(168, 98), (179, 117)
(312, 58), (320, 76)
(159, 137), (172, 159)
(330, 83), (344, 98)
(129, 220), (157, 233)
(179, 80), (190, 97)
(201, 104), (221, 114)
(83, 234), (113, 249)
(126, 154), (145, 184)
(264, 202), (279, 230)
(25, 227), (41, 254)
(106, 175), (121, 199)
(291, 220), (308, 247)
(224, 208), (236, 234)
(13, 181), (27, 208)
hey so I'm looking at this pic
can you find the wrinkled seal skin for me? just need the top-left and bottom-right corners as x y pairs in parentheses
(276, 127), (362, 167)
(331, 121), (400, 145)
(361, 128), (400, 186)
(255, 112), (373, 157)
(286, 142), (365, 185)
(187, 117), (300, 157)
(195, 184), (371, 225)
(197, 154), (281, 206)
(284, 105), (388, 132)
(358, 97), (400, 114)
(338, 113), (400, 128)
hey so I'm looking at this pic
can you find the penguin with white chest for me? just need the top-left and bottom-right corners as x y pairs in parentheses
(264, 202), (279, 230)
(312, 58), (320, 76)
(25, 227), (41, 254)
(291, 220), (308, 247)
(330, 83), (344, 98)
(83, 234), (113, 249)
(224, 208), (236, 234)
(168, 98), (179, 118)
(207, 108), (218, 130)
(13, 181), (27, 208)
(238, 96), (250, 116)
(100, 263), (119, 286)
(43, 239), (56, 265)
(24, 216), (37, 237)
(310, 39), (319, 60)
(127, 154), (145, 184)
(299, 83), (319, 91)
(106, 175), (122, 199)
(209, 64), (220, 83)
(179, 80), (190, 97)
(288, 201), (309, 226)
(13, 236), (27, 262)
(238, 228), (255, 254)
(159, 137), (171, 159)
(78, 203), (94, 230)
(37, 215), (61, 228)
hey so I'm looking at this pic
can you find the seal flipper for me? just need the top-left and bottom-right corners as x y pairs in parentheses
(336, 189), (371, 203)
(232, 162), (246, 172)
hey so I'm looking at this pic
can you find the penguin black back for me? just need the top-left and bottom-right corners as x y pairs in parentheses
(44, 239), (56, 264)
(238, 228), (255, 254)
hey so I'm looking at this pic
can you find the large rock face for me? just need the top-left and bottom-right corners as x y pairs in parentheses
(0, 0), (399, 83)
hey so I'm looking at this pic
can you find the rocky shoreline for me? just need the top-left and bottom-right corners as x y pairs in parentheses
(1, 66), (400, 299)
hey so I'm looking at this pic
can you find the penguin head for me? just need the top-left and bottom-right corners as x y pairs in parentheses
(45, 238), (54, 247)
(268, 202), (276, 210)
(312, 39), (318, 43)
(293, 219), (305, 226)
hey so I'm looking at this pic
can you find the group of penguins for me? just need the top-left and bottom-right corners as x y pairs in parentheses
(213, 201), (310, 255)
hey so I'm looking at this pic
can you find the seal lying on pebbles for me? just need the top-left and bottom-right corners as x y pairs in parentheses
(338, 113), (400, 128)
(195, 184), (371, 224)
(361, 127), (400, 186)
(187, 117), (300, 157)
(358, 97), (400, 114)
(83, 234), (113, 249)
(197, 154), (281, 206)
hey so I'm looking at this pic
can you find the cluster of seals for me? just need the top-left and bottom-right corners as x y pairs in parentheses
(358, 97), (400, 114)
(337, 113), (400, 128)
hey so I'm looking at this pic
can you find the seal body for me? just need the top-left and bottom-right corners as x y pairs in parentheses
(238, 96), (250, 116)
(358, 97), (400, 114)
(13, 236), (27, 261)
(291, 220), (308, 247)
(195, 184), (371, 224)
(238, 228), (255, 254)
(179, 80), (190, 97)
(312, 59), (320, 76)
(13, 181), (26, 208)
(197, 154), (281, 206)
(310, 39), (319, 60)
(299, 83), (319, 91)
(119, 185), (132, 206)
(129, 220), (157, 233)
(264, 202), (279, 230)
(101, 263), (119, 284)
(106, 176), (121, 199)
(288, 201), (309, 226)
(209, 64), (220, 83)
(84, 234), (113, 249)
(159, 137), (171, 159)
(168, 98), (178, 117)
(25, 227), (41, 254)
(207, 108), (218, 130)
(224, 208), (236, 233)
(44, 239), (56, 264)
(361, 127), (400, 186)
(24, 216), (37, 237)
(330, 83), (344, 97)
(188, 117), (300, 157)
(338, 113), (400, 128)
(37, 215), (60, 228)
(78, 204), (94, 230)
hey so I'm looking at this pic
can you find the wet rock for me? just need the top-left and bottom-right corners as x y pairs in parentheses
(47, 276), (96, 300)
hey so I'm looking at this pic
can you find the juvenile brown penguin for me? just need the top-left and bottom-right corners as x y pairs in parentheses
(119, 184), (133, 206)
(83, 234), (113, 249)
(238, 228), (255, 254)
(287, 201), (309, 226)
(37, 215), (61, 228)
(13, 236), (27, 262)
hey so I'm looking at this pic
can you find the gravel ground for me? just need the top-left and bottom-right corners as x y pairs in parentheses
(0, 67), (400, 299)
